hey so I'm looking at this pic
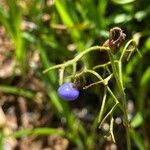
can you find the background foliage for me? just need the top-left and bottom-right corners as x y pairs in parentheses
(0, 0), (150, 149)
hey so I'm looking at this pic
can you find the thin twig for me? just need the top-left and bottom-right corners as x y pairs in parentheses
(43, 46), (110, 74)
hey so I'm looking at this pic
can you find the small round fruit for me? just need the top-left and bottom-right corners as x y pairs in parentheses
(57, 82), (79, 101)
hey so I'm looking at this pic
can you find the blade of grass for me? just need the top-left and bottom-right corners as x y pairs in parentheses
(55, 0), (80, 39)
(55, 0), (84, 50)
(97, 0), (108, 28)
(9, 128), (65, 138)
(38, 43), (63, 113)
(130, 128), (146, 150)
(0, 85), (34, 99)
(0, 4), (14, 39)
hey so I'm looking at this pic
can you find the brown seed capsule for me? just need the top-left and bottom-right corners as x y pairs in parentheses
(103, 27), (126, 53)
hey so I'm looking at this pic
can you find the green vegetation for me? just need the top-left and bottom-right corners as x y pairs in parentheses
(0, 0), (149, 149)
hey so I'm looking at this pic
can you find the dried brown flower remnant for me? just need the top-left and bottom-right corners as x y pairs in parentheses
(103, 27), (126, 53)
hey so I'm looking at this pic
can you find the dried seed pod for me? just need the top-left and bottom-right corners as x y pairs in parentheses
(103, 27), (126, 53)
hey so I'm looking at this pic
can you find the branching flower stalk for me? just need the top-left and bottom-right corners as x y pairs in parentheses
(43, 46), (110, 74)
(108, 49), (131, 150)
(43, 27), (140, 150)
(106, 28), (141, 150)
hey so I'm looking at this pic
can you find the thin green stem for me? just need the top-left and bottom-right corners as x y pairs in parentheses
(84, 69), (106, 84)
(108, 50), (131, 150)
(72, 63), (77, 77)
(117, 61), (123, 87)
(122, 96), (131, 150)
(93, 60), (119, 70)
(99, 102), (119, 128)
(83, 74), (112, 89)
(98, 86), (107, 123)
(9, 128), (65, 138)
(59, 67), (64, 85)
(110, 117), (115, 143)
(119, 39), (141, 62)
(108, 51), (124, 93)
(119, 39), (135, 61)
(43, 46), (110, 74)
(107, 86), (123, 111)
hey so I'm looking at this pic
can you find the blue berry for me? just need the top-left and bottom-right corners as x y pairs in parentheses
(57, 82), (79, 101)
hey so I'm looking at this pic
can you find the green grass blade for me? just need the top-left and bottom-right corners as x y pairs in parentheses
(55, 0), (81, 47)
(130, 129), (146, 150)
(0, 85), (34, 99)
(9, 128), (65, 138)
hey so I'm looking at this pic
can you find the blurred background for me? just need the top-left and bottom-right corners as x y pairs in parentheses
(0, 0), (150, 149)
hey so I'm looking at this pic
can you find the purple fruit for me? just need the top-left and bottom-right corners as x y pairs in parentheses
(57, 82), (79, 101)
